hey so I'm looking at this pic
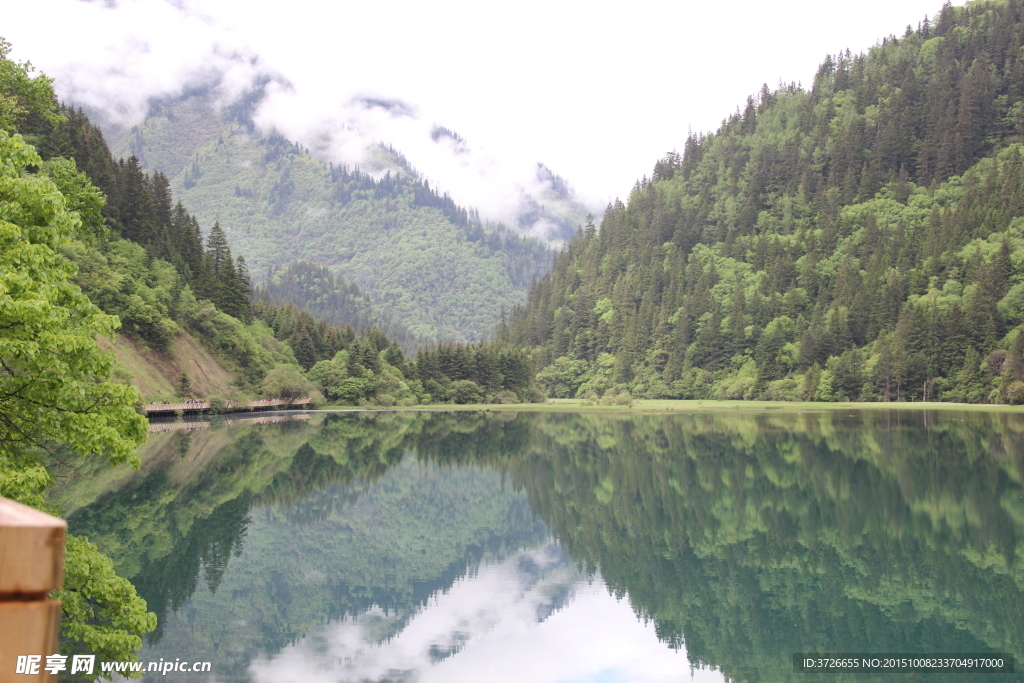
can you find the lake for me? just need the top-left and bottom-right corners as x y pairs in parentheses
(53, 409), (1024, 682)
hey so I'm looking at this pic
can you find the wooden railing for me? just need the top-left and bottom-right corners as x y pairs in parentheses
(0, 498), (66, 682)
(144, 397), (310, 415)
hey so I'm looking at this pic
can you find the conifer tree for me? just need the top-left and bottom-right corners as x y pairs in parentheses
(115, 155), (155, 245)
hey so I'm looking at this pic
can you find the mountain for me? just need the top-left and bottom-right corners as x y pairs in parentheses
(100, 90), (564, 342)
(22, 102), (539, 407)
(506, 0), (1024, 405)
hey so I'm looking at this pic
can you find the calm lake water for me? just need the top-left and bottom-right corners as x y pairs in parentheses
(53, 409), (1024, 682)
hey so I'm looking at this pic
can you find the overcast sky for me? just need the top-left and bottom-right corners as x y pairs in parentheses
(7, 0), (955, 222)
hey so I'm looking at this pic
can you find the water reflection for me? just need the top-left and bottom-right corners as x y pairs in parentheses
(53, 410), (1024, 682)
(249, 542), (709, 683)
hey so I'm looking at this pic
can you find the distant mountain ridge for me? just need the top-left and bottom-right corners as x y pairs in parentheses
(98, 90), (576, 341)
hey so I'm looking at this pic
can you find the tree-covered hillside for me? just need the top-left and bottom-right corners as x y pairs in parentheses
(108, 93), (554, 341)
(508, 0), (1024, 404)
(20, 99), (538, 408)
(254, 260), (424, 353)
(1, 40), (159, 668)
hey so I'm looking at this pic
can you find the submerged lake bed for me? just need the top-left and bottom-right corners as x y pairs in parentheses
(52, 409), (1024, 682)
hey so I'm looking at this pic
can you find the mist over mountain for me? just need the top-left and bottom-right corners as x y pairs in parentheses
(249, 90), (596, 242)
(4, 0), (606, 232)
(94, 87), (553, 341)
(98, 84), (592, 243)
(57, 43), (594, 246)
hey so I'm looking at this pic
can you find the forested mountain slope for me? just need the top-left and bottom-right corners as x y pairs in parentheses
(508, 0), (1024, 404)
(24, 102), (541, 408)
(254, 260), (424, 353)
(106, 92), (554, 341)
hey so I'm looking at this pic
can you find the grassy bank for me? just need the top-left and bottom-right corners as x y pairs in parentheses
(315, 399), (1024, 414)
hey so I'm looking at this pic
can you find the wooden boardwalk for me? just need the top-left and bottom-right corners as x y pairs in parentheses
(144, 397), (310, 415)
(147, 413), (311, 433)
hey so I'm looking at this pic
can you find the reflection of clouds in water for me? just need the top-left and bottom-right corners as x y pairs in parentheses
(248, 542), (724, 683)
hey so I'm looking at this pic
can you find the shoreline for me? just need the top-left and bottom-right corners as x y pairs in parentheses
(310, 398), (1024, 414)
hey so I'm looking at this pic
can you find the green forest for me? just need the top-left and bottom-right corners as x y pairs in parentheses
(12, 82), (538, 409)
(507, 0), (1024, 405)
(254, 260), (424, 352)
(1, 39), (157, 668)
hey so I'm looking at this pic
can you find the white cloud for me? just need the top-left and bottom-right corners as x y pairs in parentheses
(7, 1), (261, 125)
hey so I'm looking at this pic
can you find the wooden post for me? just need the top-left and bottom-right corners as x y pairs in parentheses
(0, 498), (66, 683)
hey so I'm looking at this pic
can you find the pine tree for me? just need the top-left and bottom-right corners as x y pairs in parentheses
(291, 326), (318, 371)
(205, 222), (231, 279)
(115, 156), (155, 245)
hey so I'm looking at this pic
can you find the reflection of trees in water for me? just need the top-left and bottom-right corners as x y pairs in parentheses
(60, 410), (1024, 681)
(65, 414), (427, 617)
(504, 411), (1024, 682)
(61, 411), (545, 674)
(132, 493), (252, 643)
(139, 462), (544, 681)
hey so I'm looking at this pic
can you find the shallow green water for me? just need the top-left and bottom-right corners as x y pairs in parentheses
(56, 410), (1024, 682)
